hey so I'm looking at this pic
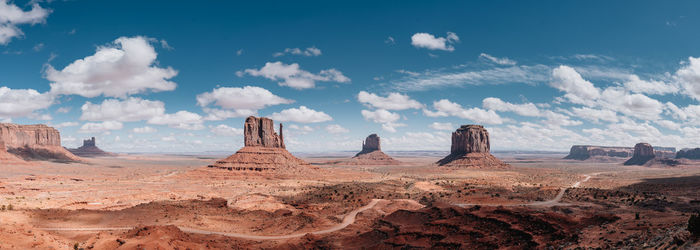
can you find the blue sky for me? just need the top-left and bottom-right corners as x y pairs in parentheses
(2, 0), (700, 153)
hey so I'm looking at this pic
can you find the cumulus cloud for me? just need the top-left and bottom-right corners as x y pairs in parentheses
(209, 124), (243, 136)
(675, 56), (700, 101)
(357, 91), (424, 110)
(52, 121), (79, 128)
(132, 126), (157, 133)
(390, 64), (551, 92)
(196, 86), (293, 120)
(0, 86), (53, 118)
(288, 124), (314, 134)
(325, 124), (349, 134)
(46, 36), (178, 98)
(361, 109), (404, 133)
(411, 32), (459, 51)
(482, 97), (540, 117)
(479, 53), (516, 65)
(78, 121), (123, 134)
(623, 74), (678, 95)
(598, 87), (664, 121)
(270, 106), (332, 123)
(80, 98), (165, 122)
(0, 0), (50, 45)
(273, 47), (321, 57)
(429, 122), (453, 131)
(550, 65), (601, 105)
(423, 99), (504, 124)
(240, 61), (349, 89)
(147, 111), (204, 130)
(571, 107), (618, 123)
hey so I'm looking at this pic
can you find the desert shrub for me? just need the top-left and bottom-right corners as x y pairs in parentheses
(689, 212), (700, 237)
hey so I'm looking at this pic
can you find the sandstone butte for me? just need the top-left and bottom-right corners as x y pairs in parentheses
(0, 123), (80, 162)
(68, 137), (115, 157)
(208, 116), (310, 171)
(348, 134), (400, 165)
(624, 143), (656, 166)
(437, 125), (509, 169)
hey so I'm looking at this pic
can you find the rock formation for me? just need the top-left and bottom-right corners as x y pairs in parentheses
(565, 145), (676, 160)
(68, 137), (114, 157)
(208, 116), (309, 172)
(0, 123), (80, 162)
(676, 148), (700, 160)
(348, 134), (400, 165)
(437, 125), (508, 169)
(0, 138), (24, 163)
(624, 143), (656, 165)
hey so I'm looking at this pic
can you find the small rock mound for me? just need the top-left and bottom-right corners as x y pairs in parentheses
(348, 134), (400, 165)
(624, 143), (655, 165)
(209, 116), (311, 172)
(437, 125), (508, 169)
(68, 137), (115, 157)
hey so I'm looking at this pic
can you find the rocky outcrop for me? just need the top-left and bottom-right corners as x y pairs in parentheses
(565, 145), (675, 160)
(676, 148), (700, 159)
(0, 138), (24, 163)
(68, 137), (115, 157)
(0, 123), (80, 162)
(209, 116), (310, 172)
(624, 143), (655, 165)
(437, 125), (508, 169)
(349, 134), (399, 165)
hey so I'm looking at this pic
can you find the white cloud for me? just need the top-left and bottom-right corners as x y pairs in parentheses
(390, 64), (550, 91)
(80, 98), (165, 122)
(479, 53), (516, 65)
(78, 121), (123, 134)
(209, 124), (243, 136)
(288, 124), (314, 134)
(482, 97), (540, 117)
(655, 120), (681, 130)
(0, 86), (53, 118)
(132, 126), (157, 133)
(52, 121), (79, 128)
(623, 74), (678, 95)
(161, 135), (176, 142)
(0, 0), (50, 45)
(550, 65), (600, 105)
(273, 47), (321, 57)
(381, 122), (406, 133)
(240, 61), (349, 89)
(429, 122), (453, 131)
(147, 111), (204, 130)
(385, 36), (395, 45)
(56, 107), (71, 113)
(361, 109), (400, 124)
(542, 111), (582, 127)
(357, 91), (423, 110)
(46, 36), (178, 98)
(423, 99), (504, 125)
(675, 56), (700, 101)
(325, 124), (349, 134)
(598, 87), (664, 121)
(571, 107), (618, 123)
(196, 86), (292, 120)
(269, 106), (332, 123)
(411, 32), (459, 51)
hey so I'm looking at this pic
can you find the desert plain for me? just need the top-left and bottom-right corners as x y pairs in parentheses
(0, 152), (699, 249)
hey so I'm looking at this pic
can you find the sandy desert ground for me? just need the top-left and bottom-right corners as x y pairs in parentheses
(0, 154), (699, 249)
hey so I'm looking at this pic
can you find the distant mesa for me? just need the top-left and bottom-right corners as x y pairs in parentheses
(208, 116), (310, 172)
(68, 137), (115, 157)
(0, 123), (80, 162)
(676, 148), (700, 160)
(437, 125), (509, 169)
(623, 142), (683, 167)
(347, 134), (400, 165)
(564, 145), (676, 161)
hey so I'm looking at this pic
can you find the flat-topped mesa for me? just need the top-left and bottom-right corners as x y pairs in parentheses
(437, 125), (508, 169)
(676, 148), (700, 159)
(209, 116), (310, 172)
(624, 143), (656, 165)
(0, 123), (80, 162)
(244, 116), (285, 148)
(350, 134), (399, 165)
(68, 137), (113, 157)
(565, 145), (675, 160)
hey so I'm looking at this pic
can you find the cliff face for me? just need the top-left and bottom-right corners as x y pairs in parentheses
(624, 143), (656, 165)
(676, 148), (700, 159)
(358, 134), (381, 155)
(437, 125), (508, 169)
(244, 116), (285, 148)
(0, 123), (80, 162)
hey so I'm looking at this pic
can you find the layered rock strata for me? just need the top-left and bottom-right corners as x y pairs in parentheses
(0, 123), (80, 162)
(209, 116), (309, 171)
(68, 137), (114, 157)
(349, 134), (400, 165)
(437, 125), (508, 169)
(624, 143), (656, 165)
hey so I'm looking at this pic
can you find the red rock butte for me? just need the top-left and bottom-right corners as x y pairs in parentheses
(437, 125), (508, 169)
(68, 137), (114, 157)
(349, 134), (400, 165)
(624, 143), (656, 166)
(208, 116), (309, 171)
(0, 123), (80, 162)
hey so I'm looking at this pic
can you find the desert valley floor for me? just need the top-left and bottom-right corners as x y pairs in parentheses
(0, 154), (699, 249)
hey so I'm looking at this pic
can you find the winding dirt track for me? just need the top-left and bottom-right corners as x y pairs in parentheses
(38, 199), (382, 240)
